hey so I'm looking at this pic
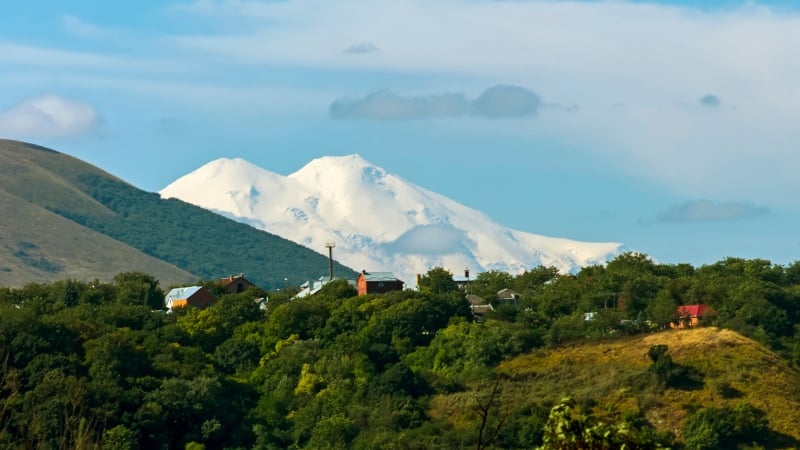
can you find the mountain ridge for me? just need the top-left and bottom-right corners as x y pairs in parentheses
(161, 154), (623, 284)
(0, 139), (357, 288)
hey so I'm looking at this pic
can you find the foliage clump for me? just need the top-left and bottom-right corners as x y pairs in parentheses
(683, 401), (768, 450)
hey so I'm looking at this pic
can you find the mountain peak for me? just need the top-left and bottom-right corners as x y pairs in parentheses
(292, 153), (373, 173)
(289, 153), (389, 187)
(161, 154), (622, 283)
(201, 157), (264, 176)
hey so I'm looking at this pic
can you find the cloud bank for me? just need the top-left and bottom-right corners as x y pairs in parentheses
(164, 0), (800, 204)
(330, 84), (540, 120)
(386, 224), (471, 255)
(656, 200), (770, 223)
(0, 94), (100, 138)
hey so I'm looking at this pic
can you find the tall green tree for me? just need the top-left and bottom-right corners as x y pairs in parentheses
(113, 272), (163, 309)
(417, 267), (458, 294)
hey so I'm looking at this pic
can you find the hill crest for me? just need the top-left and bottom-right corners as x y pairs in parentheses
(481, 327), (800, 445)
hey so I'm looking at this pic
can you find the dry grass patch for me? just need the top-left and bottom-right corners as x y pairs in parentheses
(430, 327), (800, 445)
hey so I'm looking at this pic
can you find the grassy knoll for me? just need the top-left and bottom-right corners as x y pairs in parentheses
(430, 327), (800, 447)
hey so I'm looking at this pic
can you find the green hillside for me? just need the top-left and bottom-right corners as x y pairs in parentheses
(0, 139), (356, 288)
(431, 326), (800, 448)
(0, 188), (196, 286)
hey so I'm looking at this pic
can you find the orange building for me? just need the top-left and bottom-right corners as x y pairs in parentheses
(356, 271), (404, 296)
(164, 286), (218, 310)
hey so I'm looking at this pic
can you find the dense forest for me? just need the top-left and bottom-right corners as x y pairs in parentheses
(49, 173), (356, 289)
(1, 253), (800, 449)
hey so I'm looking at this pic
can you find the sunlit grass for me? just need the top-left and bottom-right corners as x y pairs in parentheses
(430, 327), (800, 445)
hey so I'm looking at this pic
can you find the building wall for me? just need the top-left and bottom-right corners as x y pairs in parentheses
(224, 279), (254, 294)
(365, 280), (404, 295)
(187, 289), (218, 309)
(357, 274), (368, 296)
(357, 274), (404, 296)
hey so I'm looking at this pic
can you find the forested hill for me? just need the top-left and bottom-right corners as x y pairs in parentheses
(0, 139), (356, 288)
(2, 261), (800, 449)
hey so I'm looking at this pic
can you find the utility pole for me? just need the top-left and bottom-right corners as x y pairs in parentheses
(325, 240), (336, 281)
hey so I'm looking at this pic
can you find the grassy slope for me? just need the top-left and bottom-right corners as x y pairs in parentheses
(0, 140), (356, 288)
(431, 327), (800, 446)
(0, 189), (197, 287)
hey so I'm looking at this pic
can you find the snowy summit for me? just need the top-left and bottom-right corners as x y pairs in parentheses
(160, 154), (622, 284)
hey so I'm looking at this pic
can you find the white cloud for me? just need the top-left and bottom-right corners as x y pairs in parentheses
(0, 94), (100, 138)
(165, 1), (800, 205)
(5, 0), (800, 205)
(655, 200), (770, 223)
(329, 85), (540, 120)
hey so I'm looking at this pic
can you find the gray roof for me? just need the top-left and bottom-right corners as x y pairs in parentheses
(294, 277), (356, 298)
(165, 286), (202, 302)
(466, 294), (487, 306)
(362, 272), (402, 282)
(497, 288), (520, 299)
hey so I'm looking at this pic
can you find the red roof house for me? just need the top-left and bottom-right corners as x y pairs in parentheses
(220, 273), (256, 294)
(671, 304), (717, 329)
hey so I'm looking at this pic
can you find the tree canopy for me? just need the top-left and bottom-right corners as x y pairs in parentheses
(1, 254), (799, 448)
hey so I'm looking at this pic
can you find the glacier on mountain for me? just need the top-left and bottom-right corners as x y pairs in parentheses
(159, 154), (622, 285)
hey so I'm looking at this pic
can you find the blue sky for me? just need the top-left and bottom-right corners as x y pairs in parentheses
(2, 0), (800, 267)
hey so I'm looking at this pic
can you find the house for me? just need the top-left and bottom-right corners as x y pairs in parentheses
(164, 286), (218, 310)
(453, 268), (478, 291)
(496, 288), (521, 303)
(294, 277), (356, 299)
(671, 304), (717, 329)
(357, 271), (404, 296)
(466, 294), (494, 322)
(219, 273), (256, 294)
(452, 275), (472, 291)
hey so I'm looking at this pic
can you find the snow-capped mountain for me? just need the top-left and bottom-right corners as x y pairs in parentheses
(159, 154), (622, 285)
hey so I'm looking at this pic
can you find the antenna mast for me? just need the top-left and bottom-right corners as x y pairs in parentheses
(325, 240), (336, 281)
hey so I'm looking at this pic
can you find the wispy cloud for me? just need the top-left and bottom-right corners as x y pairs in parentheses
(343, 42), (380, 55)
(472, 85), (540, 118)
(0, 94), (100, 138)
(0, 41), (181, 73)
(330, 90), (468, 120)
(61, 15), (113, 39)
(330, 85), (539, 120)
(655, 200), (770, 223)
(4, 0), (800, 205)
